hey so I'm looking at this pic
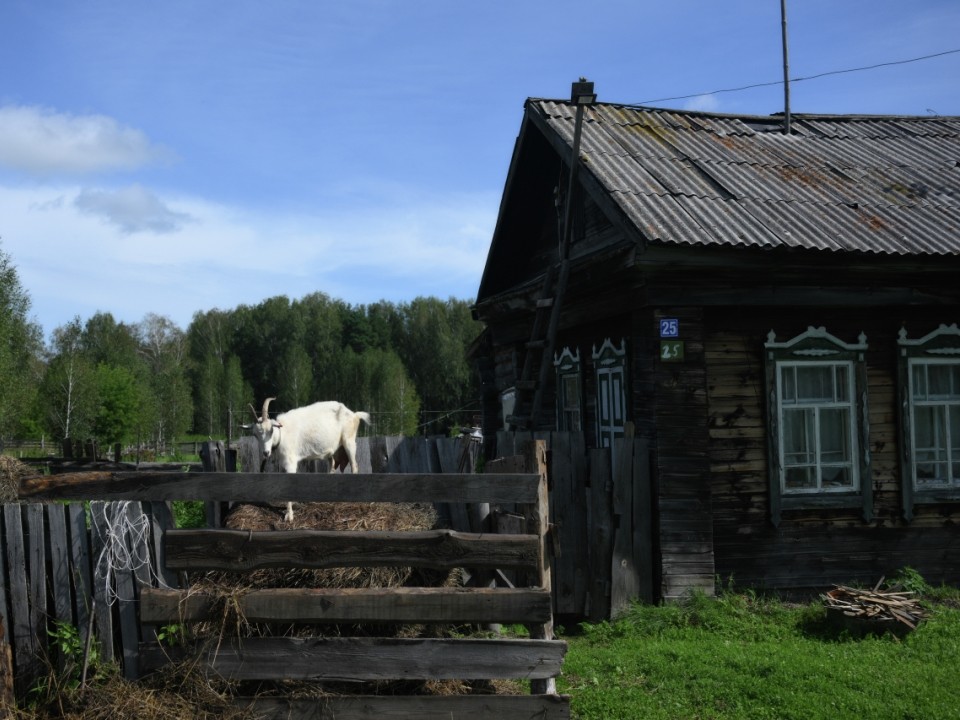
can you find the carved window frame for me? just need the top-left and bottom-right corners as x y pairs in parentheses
(593, 338), (628, 449)
(764, 326), (872, 527)
(897, 324), (960, 521)
(554, 346), (583, 432)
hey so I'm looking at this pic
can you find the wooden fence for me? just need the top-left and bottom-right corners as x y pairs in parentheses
(0, 500), (176, 702)
(3, 439), (569, 718)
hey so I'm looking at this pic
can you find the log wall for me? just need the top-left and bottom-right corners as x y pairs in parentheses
(705, 306), (960, 593)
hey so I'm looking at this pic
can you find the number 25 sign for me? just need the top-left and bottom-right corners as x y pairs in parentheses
(659, 318), (679, 338)
(660, 340), (684, 362)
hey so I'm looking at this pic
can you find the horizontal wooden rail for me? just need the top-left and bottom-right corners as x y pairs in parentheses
(18, 471), (541, 504)
(141, 586), (553, 625)
(164, 528), (540, 572)
(238, 694), (572, 720)
(139, 637), (567, 681)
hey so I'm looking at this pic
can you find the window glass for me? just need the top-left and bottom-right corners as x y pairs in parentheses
(765, 326), (871, 524)
(910, 360), (960, 487)
(778, 362), (856, 493)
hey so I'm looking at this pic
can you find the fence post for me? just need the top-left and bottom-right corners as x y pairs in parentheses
(200, 441), (227, 527)
(521, 439), (556, 695)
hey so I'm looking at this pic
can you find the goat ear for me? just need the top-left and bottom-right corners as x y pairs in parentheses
(274, 420), (283, 428)
(240, 423), (252, 430)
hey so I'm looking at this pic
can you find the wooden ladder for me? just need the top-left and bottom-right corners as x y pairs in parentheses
(508, 81), (592, 432)
(507, 256), (571, 431)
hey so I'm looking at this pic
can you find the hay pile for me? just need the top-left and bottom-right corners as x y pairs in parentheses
(0, 455), (30, 502)
(202, 500), (456, 592)
(178, 501), (498, 702)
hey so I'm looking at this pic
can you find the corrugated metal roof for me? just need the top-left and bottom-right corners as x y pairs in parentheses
(532, 100), (960, 256)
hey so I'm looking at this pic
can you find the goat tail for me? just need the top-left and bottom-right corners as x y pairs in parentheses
(356, 411), (372, 426)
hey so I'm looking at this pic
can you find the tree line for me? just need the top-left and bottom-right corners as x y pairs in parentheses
(0, 244), (483, 454)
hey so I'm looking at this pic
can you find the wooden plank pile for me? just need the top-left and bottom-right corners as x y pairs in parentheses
(822, 581), (929, 631)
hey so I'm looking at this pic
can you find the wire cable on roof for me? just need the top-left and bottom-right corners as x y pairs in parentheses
(631, 47), (960, 106)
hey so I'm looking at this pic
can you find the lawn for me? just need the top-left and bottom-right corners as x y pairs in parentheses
(558, 581), (960, 720)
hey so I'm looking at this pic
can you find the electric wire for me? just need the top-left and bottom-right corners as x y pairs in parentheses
(631, 48), (960, 106)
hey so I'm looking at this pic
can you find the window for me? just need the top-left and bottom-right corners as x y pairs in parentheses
(765, 327), (871, 526)
(897, 324), (960, 520)
(554, 347), (583, 431)
(593, 338), (627, 449)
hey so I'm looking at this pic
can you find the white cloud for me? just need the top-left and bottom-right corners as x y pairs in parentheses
(0, 183), (494, 338)
(74, 184), (193, 234)
(0, 105), (170, 176)
(683, 94), (720, 113)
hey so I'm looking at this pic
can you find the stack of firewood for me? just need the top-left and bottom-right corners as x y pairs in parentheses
(822, 581), (929, 630)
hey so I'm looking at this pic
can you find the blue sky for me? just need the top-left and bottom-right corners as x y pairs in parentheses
(2, 1), (958, 340)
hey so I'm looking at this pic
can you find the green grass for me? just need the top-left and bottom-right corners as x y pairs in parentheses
(558, 588), (960, 720)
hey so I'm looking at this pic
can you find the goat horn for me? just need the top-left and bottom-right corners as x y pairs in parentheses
(261, 397), (276, 423)
(249, 403), (260, 422)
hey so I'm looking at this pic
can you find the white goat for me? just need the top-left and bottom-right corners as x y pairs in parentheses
(244, 397), (371, 522)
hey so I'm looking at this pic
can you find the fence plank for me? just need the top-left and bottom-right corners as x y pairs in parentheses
(46, 504), (73, 668)
(146, 501), (178, 589)
(115, 503), (148, 679)
(139, 637), (567, 681)
(19, 471), (541, 505)
(549, 432), (588, 616)
(632, 438), (654, 605)
(610, 436), (640, 617)
(587, 449), (613, 622)
(164, 529), (540, 572)
(4, 505), (37, 696)
(25, 504), (47, 673)
(0, 512), (13, 664)
(140, 586), (553, 625)
(67, 503), (93, 645)
(88, 502), (115, 662)
(239, 694), (571, 720)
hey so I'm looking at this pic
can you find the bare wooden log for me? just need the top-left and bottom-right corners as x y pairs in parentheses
(18, 471), (541, 505)
(140, 586), (553, 625)
(238, 694), (571, 720)
(139, 637), (567, 681)
(164, 528), (540, 572)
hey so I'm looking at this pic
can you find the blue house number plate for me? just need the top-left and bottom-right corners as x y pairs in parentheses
(659, 318), (679, 338)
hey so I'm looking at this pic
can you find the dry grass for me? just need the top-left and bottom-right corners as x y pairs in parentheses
(0, 455), (30, 502)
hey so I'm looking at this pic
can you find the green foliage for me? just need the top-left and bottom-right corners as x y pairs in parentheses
(92, 363), (140, 446)
(890, 566), (932, 595)
(28, 620), (112, 707)
(156, 623), (186, 646)
(13, 243), (478, 449)
(172, 500), (207, 528)
(561, 591), (960, 720)
(0, 243), (44, 438)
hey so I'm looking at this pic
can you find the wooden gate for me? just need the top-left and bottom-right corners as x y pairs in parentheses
(16, 441), (569, 719)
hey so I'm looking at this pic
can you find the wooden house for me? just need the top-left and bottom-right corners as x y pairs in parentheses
(471, 83), (960, 601)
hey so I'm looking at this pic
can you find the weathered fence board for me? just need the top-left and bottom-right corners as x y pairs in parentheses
(139, 637), (567, 681)
(88, 502), (115, 662)
(67, 503), (93, 649)
(163, 528), (540, 572)
(587, 448), (613, 621)
(3, 505), (37, 697)
(141, 586), (553, 625)
(47, 507), (72, 631)
(25, 505), (47, 677)
(19, 471), (540, 505)
(239, 693), (571, 720)
(549, 432), (588, 616)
